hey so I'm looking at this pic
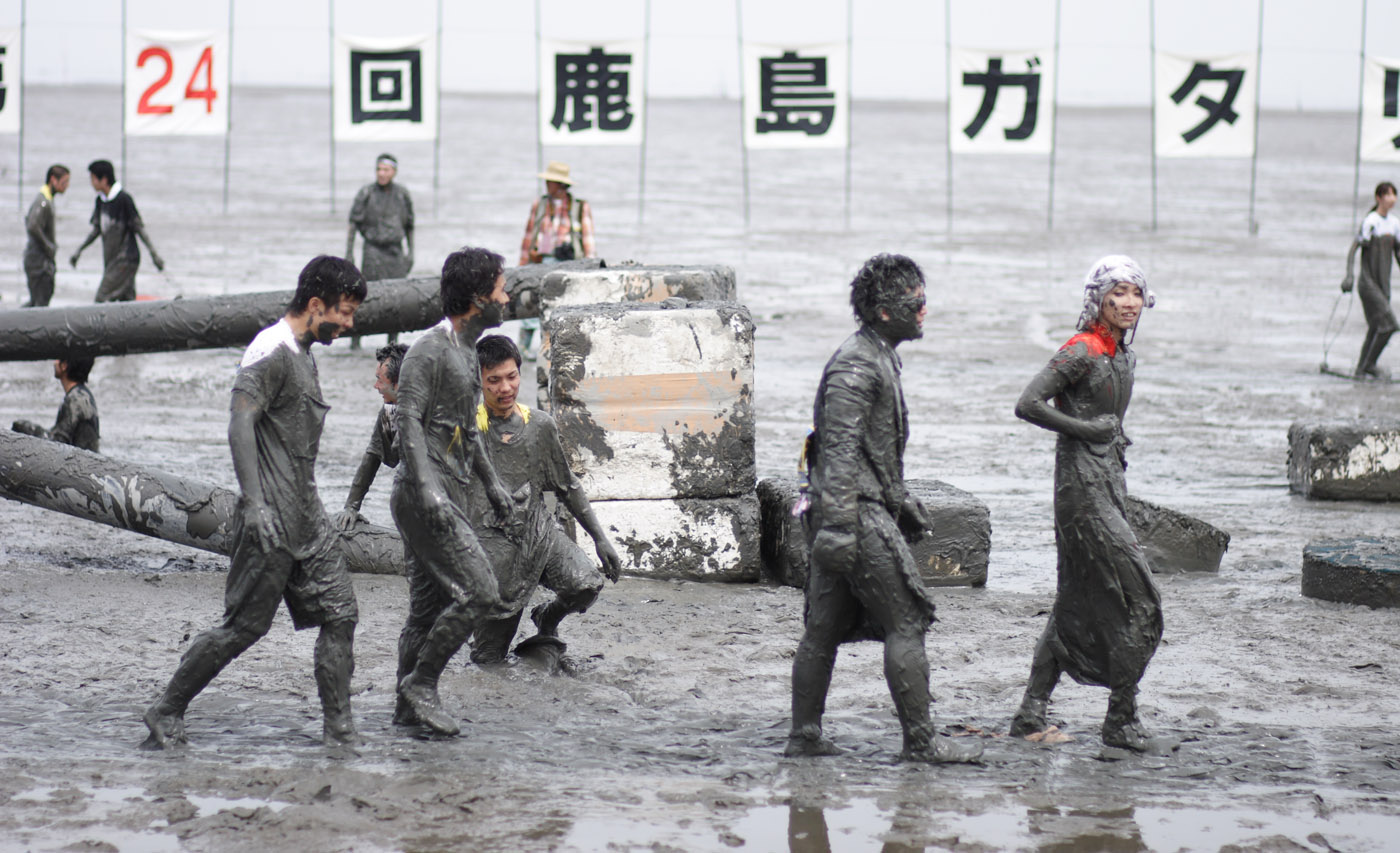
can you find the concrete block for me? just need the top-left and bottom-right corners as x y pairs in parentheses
(1288, 420), (1400, 501)
(538, 264), (736, 313)
(577, 494), (759, 582)
(756, 476), (991, 588)
(1302, 537), (1400, 609)
(1124, 496), (1231, 574)
(544, 301), (755, 501)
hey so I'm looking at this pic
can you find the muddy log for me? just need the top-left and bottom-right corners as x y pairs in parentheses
(0, 259), (605, 362)
(0, 429), (402, 574)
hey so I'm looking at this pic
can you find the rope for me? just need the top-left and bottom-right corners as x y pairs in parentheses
(1321, 287), (1354, 370)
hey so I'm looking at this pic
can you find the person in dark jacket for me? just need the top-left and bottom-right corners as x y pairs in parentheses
(12, 355), (100, 452)
(70, 159), (164, 303)
(23, 165), (70, 308)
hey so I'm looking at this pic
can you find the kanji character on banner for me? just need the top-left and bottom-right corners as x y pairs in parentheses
(538, 40), (645, 146)
(741, 42), (848, 150)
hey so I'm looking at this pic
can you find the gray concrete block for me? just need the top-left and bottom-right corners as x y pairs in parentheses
(544, 301), (755, 501)
(1124, 495), (1231, 574)
(1288, 420), (1400, 501)
(757, 476), (991, 588)
(538, 264), (737, 313)
(576, 494), (759, 582)
(1302, 537), (1400, 608)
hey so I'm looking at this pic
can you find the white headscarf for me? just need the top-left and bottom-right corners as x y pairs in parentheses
(1077, 254), (1154, 332)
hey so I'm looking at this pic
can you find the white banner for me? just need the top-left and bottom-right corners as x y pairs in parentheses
(124, 30), (229, 136)
(0, 28), (20, 135)
(333, 33), (438, 142)
(1360, 55), (1400, 164)
(741, 42), (848, 150)
(539, 39), (645, 146)
(949, 47), (1055, 155)
(1154, 50), (1257, 158)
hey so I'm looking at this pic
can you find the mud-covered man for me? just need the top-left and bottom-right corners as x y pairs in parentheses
(335, 342), (409, 530)
(12, 355), (100, 452)
(391, 247), (517, 736)
(70, 159), (164, 303)
(23, 164), (69, 308)
(142, 256), (367, 749)
(467, 334), (622, 668)
(786, 254), (981, 764)
(347, 153), (414, 282)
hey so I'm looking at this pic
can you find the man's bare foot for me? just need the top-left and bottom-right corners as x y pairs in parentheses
(141, 705), (187, 750)
(398, 676), (459, 736)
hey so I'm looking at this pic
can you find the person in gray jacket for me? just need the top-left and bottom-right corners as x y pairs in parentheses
(23, 165), (69, 307)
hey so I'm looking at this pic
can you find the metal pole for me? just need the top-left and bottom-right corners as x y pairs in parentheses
(1148, 0), (1157, 231)
(1047, 0), (1061, 230)
(534, 0), (543, 177)
(1352, 0), (1368, 232)
(17, 0), (24, 212)
(222, 0), (234, 215)
(328, 0), (336, 215)
(121, 0), (127, 177)
(1247, 0), (1264, 235)
(843, 0), (853, 230)
(638, 0), (651, 225)
(944, 0), (952, 232)
(736, 0), (749, 229)
(434, 0), (442, 218)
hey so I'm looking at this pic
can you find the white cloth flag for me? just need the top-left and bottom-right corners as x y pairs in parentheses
(741, 42), (848, 150)
(949, 47), (1055, 155)
(539, 39), (646, 146)
(1360, 56), (1400, 164)
(0, 29), (21, 135)
(1154, 50), (1258, 159)
(333, 34), (438, 142)
(124, 30), (229, 136)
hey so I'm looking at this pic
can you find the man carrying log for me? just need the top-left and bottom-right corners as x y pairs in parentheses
(142, 256), (367, 749)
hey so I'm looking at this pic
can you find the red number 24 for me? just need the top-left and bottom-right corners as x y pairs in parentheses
(137, 46), (217, 115)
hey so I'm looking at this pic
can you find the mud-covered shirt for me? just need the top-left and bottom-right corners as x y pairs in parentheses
(232, 319), (333, 558)
(366, 404), (401, 468)
(470, 403), (578, 525)
(392, 319), (482, 507)
(90, 187), (144, 267)
(51, 384), (100, 452)
(349, 182), (414, 248)
(25, 187), (57, 263)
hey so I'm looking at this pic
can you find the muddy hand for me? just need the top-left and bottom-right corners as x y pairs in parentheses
(153, 254), (166, 272)
(1080, 413), (1119, 444)
(244, 499), (282, 553)
(811, 527), (858, 573)
(1341, 274), (1354, 293)
(69, 253), (80, 268)
(898, 494), (932, 543)
(596, 538), (623, 582)
(333, 508), (362, 533)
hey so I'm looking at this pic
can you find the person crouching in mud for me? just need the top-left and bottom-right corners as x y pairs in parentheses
(785, 253), (982, 765)
(1009, 255), (1166, 752)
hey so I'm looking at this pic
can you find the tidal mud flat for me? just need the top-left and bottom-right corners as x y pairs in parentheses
(0, 88), (1398, 851)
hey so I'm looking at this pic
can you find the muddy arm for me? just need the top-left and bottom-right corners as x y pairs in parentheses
(560, 482), (621, 581)
(25, 203), (56, 257)
(346, 225), (357, 262)
(133, 218), (164, 270)
(471, 432), (513, 521)
(229, 390), (281, 551)
(70, 224), (100, 265)
(1015, 354), (1116, 443)
(343, 450), (382, 513)
(1342, 239), (1359, 292)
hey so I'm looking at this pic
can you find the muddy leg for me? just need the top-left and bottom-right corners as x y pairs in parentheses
(398, 601), (492, 736)
(471, 611), (523, 664)
(142, 623), (263, 749)
(1355, 327), (1380, 378)
(1363, 330), (1393, 378)
(1010, 624), (1062, 737)
(1101, 684), (1150, 751)
(786, 572), (859, 757)
(315, 618), (360, 746)
(529, 586), (598, 639)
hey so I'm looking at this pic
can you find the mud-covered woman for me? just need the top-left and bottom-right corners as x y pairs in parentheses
(1341, 181), (1399, 380)
(1007, 255), (1165, 752)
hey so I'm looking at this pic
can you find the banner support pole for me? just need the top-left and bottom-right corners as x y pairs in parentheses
(1352, 0), (1368, 232)
(735, 0), (749, 229)
(1047, 0), (1061, 230)
(327, 0), (335, 215)
(639, 0), (652, 225)
(1247, 0), (1264, 235)
(1149, 0), (1158, 231)
(222, 0), (234, 215)
(843, 0), (853, 230)
(945, 0), (953, 234)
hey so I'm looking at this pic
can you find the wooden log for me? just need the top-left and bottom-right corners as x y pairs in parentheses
(0, 429), (402, 574)
(1302, 537), (1400, 609)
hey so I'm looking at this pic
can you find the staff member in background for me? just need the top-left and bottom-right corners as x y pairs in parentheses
(516, 161), (595, 359)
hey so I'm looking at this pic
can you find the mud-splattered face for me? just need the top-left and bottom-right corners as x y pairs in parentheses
(374, 361), (397, 404)
(472, 273), (510, 328)
(376, 162), (396, 186)
(309, 296), (361, 344)
(1378, 188), (1397, 217)
(481, 360), (521, 417)
(877, 285), (927, 342)
(1099, 283), (1143, 334)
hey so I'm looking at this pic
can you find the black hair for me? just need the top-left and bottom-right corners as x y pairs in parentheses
(477, 334), (522, 371)
(289, 255), (368, 313)
(849, 253), (925, 324)
(440, 247), (505, 317)
(1370, 181), (1398, 213)
(63, 356), (95, 384)
(46, 164), (70, 184)
(375, 342), (409, 385)
(87, 159), (116, 184)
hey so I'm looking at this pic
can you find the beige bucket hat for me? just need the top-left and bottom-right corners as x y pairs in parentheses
(537, 161), (574, 185)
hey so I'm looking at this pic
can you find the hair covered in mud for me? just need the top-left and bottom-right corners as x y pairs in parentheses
(375, 343), (409, 385)
(1076, 255), (1155, 332)
(288, 255), (368, 312)
(477, 334), (522, 370)
(849, 253), (924, 324)
(441, 247), (505, 316)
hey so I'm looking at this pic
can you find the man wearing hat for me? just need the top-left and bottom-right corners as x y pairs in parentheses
(348, 154), (414, 282)
(516, 161), (596, 356)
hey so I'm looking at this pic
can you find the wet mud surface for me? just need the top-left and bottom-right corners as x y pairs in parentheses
(0, 88), (1399, 850)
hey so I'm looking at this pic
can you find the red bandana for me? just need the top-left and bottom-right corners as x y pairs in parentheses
(1061, 322), (1117, 358)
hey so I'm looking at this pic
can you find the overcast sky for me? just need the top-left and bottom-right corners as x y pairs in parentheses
(13, 0), (1400, 109)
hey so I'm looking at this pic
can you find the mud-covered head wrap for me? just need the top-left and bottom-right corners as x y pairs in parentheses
(1077, 254), (1154, 332)
(377, 153), (398, 169)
